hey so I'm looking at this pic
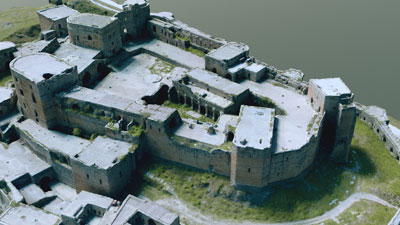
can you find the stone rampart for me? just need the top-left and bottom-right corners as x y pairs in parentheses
(356, 103), (400, 162)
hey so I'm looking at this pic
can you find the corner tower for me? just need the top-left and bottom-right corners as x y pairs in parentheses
(67, 13), (122, 57)
(10, 53), (78, 128)
(115, 0), (150, 40)
(308, 78), (356, 162)
(231, 106), (275, 188)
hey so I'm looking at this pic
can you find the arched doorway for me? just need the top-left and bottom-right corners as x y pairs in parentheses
(148, 219), (156, 225)
(225, 74), (232, 81)
(226, 131), (234, 142)
(82, 72), (91, 87)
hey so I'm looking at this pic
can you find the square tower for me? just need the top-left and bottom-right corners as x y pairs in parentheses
(67, 13), (122, 58)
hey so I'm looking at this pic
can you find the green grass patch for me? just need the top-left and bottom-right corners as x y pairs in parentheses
(127, 125), (145, 137)
(111, 0), (126, 4)
(322, 200), (396, 225)
(163, 100), (215, 124)
(175, 33), (190, 42)
(185, 47), (206, 57)
(132, 119), (400, 223)
(132, 155), (357, 222)
(352, 119), (400, 205)
(65, 0), (114, 16)
(0, 71), (13, 87)
(0, 6), (48, 42)
(147, 58), (175, 75)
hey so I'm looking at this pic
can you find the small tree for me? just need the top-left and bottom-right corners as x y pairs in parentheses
(72, 128), (81, 137)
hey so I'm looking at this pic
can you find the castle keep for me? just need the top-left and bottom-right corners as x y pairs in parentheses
(0, 0), (361, 224)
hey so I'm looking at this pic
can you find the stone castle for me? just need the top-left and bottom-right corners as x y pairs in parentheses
(0, 0), (359, 224)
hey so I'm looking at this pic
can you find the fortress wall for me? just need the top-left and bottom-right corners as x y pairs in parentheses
(0, 90), (17, 119)
(14, 124), (76, 188)
(11, 61), (78, 129)
(331, 104), (357, 162)
(147, 18), (225, 52)
(145, 121), (231, 177)
(205, 56), (227, 77)
(147, 20), (189, 50)
(38, 15), (53, 32)
(68, 21), (122, 58)
(58, 108), (108, 136)
(230, 146), (271, 188)
(268, 135), (320, 183)
(357, 105), (400, 162)
(71, 152), (135, 198)
(115, 3), (150, 40)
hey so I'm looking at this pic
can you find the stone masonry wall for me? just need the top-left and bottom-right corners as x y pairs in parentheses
(357, 104), (400, 163)
(68, 20), (122, 58)
(145, 120), (231, 177)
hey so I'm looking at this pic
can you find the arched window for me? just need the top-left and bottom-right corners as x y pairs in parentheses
(88, 35), (92, 40)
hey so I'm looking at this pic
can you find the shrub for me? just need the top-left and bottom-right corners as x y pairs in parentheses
(72, 128), (81, 137)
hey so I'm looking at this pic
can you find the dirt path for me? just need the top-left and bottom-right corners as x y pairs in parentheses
(89, 0), (120, 12)
(156, 192), (396, 225)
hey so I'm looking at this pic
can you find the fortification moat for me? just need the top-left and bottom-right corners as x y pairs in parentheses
(0, 0), (400, 225)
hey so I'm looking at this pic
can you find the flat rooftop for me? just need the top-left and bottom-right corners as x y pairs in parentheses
(311, 78), (352, 96)
(76, 136), (132, 169)
(0, 204), (60, 225)
(37, 5), (78, 21)
(186, 84), (232, 108)
(64, 87), (176, 123)
(0, 87), (13, 104)
(0, 140), (51, 183)
(234, 106), (274, 150)
(0, 41), (16, 51)
(124, 0), (148, 6)
(188, 68), (248, 97)
(241, 80), (319, 152)
(11, 53), (72, 83)
(62, 191), (113, 218)
(16, 119), (91, 157)
(103, 195), (178, 225)
(207, 42), (249, 61)
(67, 13), (116, 29)
(365, 105), (389, 122)
(95, 53), (187, 102)
(16, 119), (134, 169)
(54, 42), (101, 74)
(124, 39), (205, 69)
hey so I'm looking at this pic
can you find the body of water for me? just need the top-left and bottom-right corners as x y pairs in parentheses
(150, 0), (400, 119)
(1, 0), (399, 119)
(0, 0), (48, 10)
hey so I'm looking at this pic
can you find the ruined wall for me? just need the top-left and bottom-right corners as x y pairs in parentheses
(115, 2), (150, 40)
(147, 17), (225, 54)
(0, 90), (17, 119)
(0, 46), (16, 71)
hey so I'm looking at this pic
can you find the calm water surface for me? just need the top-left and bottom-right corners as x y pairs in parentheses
(1, 0), (399, 119)
(0, 0), (47, 10)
